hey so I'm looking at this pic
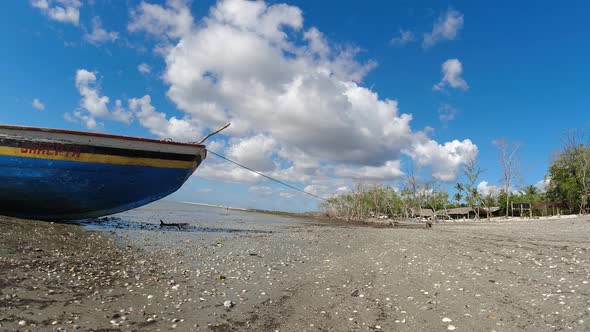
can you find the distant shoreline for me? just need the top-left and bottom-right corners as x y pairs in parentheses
(176, 200), (326, 221)
(174, 200), (585, 227)
(177, 201), (249, 211)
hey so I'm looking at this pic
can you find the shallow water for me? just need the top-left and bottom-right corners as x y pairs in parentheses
(120, 200), (311, 227)
(76, 200), (316, 248)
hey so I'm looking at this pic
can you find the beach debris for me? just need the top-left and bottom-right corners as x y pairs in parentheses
(99, 216), (122, 222)
(351, 289), (360, 297)
(160, 220), (189, 230)
(223, 300), (233, 308)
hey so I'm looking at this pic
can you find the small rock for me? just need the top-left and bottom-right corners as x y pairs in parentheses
(224, 300), (233, 308)
(447, 325), (456, 331)
(18, 320), (26, 327)
(442, 317), (452, 323)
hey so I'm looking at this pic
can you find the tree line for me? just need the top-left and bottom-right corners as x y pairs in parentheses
(322, 130), (590, 221)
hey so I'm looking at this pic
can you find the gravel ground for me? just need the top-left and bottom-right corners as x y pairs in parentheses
(2, 214), (590, 331)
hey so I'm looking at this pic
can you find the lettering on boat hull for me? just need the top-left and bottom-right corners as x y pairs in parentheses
(20, 142), (81, 158)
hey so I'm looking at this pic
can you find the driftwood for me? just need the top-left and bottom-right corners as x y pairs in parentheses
(98, 216), (122, 222)
(159, 219), (189, 230)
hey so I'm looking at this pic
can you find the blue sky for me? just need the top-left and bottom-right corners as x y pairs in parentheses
(2, 0), (590, 212)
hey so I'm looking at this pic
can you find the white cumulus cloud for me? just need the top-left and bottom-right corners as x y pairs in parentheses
(535, 178), (550, 192)
(477, 181), (501, 197)
(434, 59), (468, 91)
(66, 69), (133, 129)
(405, 136), (478, 182)
(197, 161), (262, 184)
(248, 185), (274, 196)
(126, 0), (477, 188)
(32, 98), (45, 110)
(227, 135), (277, 172)
(138, 62), (151, 74)
(84, 16), (118, 44)
(423, 9), (464, 48)
(31, 0), (81, 25)
(335, 161), (404, 181)
(128, 0), (194, 40)
(128, 95), (200, 141)
(438, 104), (458, 125)
(390, 29), (414, 46)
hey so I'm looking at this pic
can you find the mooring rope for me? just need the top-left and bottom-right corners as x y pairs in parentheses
(206, 149), (330, 203)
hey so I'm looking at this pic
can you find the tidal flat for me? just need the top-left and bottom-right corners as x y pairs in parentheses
(2, 202), (590, 331)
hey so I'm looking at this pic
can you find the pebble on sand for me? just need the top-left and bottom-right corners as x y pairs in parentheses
(442, 317), (452, 322)
(223, 300), (233, 308)
(18, 320), (26, 326)
(447, 325), (456, 330)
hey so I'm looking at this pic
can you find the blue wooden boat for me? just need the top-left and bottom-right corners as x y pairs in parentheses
(0, 125), (207, 220)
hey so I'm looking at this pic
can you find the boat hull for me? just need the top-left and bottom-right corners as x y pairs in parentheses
(0, 126), (206, 220)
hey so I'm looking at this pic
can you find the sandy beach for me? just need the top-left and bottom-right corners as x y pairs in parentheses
(2, 209), (590, 331)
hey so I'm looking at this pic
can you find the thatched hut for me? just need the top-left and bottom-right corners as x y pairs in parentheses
(532, 202), (567, 216)
(433, 207), (472, 220)
(409, 208), (435, 219)
(436, 206), (500, 220)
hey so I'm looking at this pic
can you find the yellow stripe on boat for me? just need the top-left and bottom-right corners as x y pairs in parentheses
(0, 146), (197, 169)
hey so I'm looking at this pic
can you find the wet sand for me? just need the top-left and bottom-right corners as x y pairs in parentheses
(2, 213), (590, 331)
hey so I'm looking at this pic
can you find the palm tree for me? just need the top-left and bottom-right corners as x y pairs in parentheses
(522, 185), (539, 196)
